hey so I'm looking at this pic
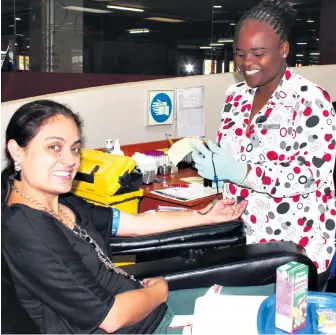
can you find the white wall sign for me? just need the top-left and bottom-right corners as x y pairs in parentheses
(176, 86), (205, 137)
(147, 90), (174, 126)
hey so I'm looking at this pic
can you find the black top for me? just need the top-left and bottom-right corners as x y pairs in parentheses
(1, 193), (167, 334)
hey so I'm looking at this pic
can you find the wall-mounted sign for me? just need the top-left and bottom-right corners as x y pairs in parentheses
(147, 90), (174, 126)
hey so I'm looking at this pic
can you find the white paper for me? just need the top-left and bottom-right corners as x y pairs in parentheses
(168, 315), (194, 329)
(158, 206), (188, 212)
(182, 325), (192, 335)
(167, 137), (195, 166)
(179, 176), (204, 185)
(192, 295), (267, 335)
(151, 184), (217, 202)
(177, 87), (205, 137)
(167, 137), (206, 166)
(205, 284), (223, 295)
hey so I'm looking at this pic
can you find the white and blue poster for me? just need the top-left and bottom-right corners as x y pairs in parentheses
(147, 90), (174, 126)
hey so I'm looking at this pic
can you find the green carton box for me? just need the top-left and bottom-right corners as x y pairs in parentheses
(275, 261), (308, 333)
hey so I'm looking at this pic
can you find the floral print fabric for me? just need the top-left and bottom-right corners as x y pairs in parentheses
(217, 68), (336, 273)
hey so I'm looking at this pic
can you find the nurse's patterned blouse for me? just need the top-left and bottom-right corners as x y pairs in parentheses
(217, 68), (336, 273)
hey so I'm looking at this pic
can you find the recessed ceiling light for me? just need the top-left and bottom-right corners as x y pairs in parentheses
(213, 5), (222, 8)
(144, 17), (185, 23)
(210, 43), (224, 46)
(296, 54), (304, 57)
(15, 17), (21, 20)
(128, 28), (149, 34)
(230, 23), (236, 26)
(218, 38), (233, 43)
(310, 52), (320, 56)
(107, 5), (144, 12)
(63, 6), (112, 13)
(185, 64), (194, 73)
(297, 42), (307, 45)
(200, 46), (212, 49)
(307, 19), (314, 23)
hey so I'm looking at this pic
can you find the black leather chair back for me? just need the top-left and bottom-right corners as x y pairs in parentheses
(1, 253), (40, 334)
(110, 220), (245, 263)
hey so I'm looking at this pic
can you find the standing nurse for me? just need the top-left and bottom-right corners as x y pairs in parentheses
(190, 0), (336, 274)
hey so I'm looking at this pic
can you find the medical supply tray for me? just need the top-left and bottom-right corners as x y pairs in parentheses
(257, 292), (336, 334)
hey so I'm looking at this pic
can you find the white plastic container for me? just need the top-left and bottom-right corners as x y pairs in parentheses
(111, 139), (124, 156)
(105, 139), (113, 153)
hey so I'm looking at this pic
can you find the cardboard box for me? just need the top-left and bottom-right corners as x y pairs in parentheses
(275, 261), (308, 333)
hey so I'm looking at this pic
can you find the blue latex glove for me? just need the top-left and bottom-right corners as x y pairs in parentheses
(189, 139), (248, 184)
(211, 180), (224, 190)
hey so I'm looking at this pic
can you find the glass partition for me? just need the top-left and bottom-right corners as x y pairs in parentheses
(1, 0), (325, 75)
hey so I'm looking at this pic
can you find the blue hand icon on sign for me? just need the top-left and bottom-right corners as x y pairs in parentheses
(150, 93), (172, 123)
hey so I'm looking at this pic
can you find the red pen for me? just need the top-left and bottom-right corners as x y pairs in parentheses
(167, 184), (190, 188)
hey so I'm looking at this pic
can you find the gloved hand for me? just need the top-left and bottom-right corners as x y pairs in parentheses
(189, 139), (248, 185)
(211, 180), (225, 191)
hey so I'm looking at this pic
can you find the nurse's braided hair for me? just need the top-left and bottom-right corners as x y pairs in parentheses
(234, 0), (297, 49)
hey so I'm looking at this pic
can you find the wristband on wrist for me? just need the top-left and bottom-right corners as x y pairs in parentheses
(111, 208), (120, 236)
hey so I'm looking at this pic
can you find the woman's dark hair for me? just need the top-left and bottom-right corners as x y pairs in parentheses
(1, 100), (83, 207)
(234, 0), (297, 48)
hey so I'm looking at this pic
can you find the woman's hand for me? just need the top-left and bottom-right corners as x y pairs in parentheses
(197, 198), (248, 224)
(142, 277), (168, 303)
(100, 277), (168, 333)
(142, 277), (167, 288)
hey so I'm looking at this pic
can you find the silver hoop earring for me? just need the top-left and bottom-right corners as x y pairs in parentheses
(14, 161), (21, 172)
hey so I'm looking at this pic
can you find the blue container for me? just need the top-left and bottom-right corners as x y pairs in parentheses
(257, 292), (336, 334)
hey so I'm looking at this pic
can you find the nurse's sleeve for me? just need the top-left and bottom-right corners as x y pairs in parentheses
(2, 209), (115, 334)
(241, 89), (335, 199)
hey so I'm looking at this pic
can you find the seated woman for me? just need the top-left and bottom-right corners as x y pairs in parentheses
(1, 100), (250, 334)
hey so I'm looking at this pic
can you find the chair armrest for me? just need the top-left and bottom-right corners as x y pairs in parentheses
(122, 241), (318, 291)
(110, 220), (244, 255)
